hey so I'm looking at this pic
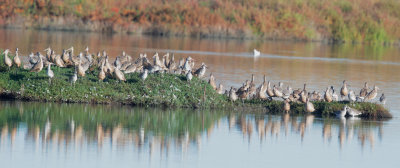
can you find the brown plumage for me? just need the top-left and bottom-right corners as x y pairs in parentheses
(208, 73), (217, 90)
(360, 82), (369, 98)
(30, 52), (43, 72)
(324, 87), (333, 102)
(340, 80), (348, 98)
(13, 48), (21, 68)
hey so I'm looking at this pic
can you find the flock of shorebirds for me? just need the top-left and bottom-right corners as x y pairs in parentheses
(1, 47), (207, 84)
(2, 47), (386, 117)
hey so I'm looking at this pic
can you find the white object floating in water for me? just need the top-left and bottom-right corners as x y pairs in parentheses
(253, 49), (260, 57)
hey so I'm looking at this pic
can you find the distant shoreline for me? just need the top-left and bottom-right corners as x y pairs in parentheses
(0, 15), (396, 46)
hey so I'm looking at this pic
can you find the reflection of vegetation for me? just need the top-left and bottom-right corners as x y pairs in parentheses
(1, 0), (400, 44)
(0, 101), (384, 150)
(0, 101), (226, 140)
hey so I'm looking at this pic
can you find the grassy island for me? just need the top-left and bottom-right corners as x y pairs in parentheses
(0, 52), (392, 119)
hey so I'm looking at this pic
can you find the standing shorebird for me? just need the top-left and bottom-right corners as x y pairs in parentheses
(98, 63), (106, 82)
(194, 63), (207, 78)
(324, 87), (333, 102)
(3, 49), (12, 70)
(47, 63), (54, 84)
(331, 86), (339, 101)
(340, 80), (349, 100)
(114, 67), (126, 81)
(379, 93), (386, 105)
(217, 84), (224, 94)
(305, 98), (315, 113)
(348, 90), (356, 103)
(30, 52), (44, 74)
(229, 87), (238, 102)
(186, 70), (193, 83)
(364, 85), (379, 102)
(13, 48), (21, 68)
(359, 82), (369, 98)
(183, 57), (192, 72)
(208, 73), (217, 90)
(140, 69), (149, 81)
(69, 69), (78, 86)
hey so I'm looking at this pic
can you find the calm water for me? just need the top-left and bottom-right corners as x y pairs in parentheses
(1, 29), (400, 167)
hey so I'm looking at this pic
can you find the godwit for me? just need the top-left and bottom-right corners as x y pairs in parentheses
(208, 73), (217, 90)
(359, 82), (369, 98)
(114, 67), (126, 81)
(305, 98), (315, 113)
(217, 84), (224, 94)
(324, 87), (333, 102)
(300, 91), (307, 103)
(3, 49), (12, 70)
(340, 80), (349, 100)
(98, 63), (106, 81)
(364, 85), (379, 102)
(282, 86), (292, 100)
(266, 81), (275, 98)
(13, 48), (21, 68)
(124, 64), (137, 74)
(379, 93), (386, 105)
(273, 83), (283, 98)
